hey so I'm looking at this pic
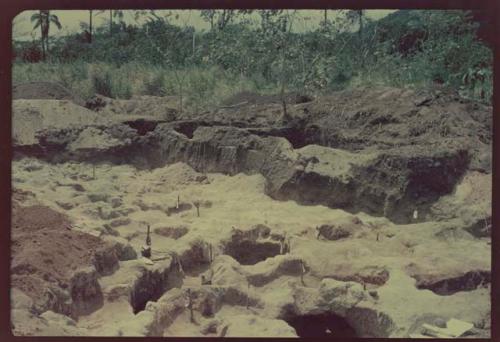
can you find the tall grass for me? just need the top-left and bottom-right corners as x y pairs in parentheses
(13, 55), (492, 107)
(12, 61), (282, 110)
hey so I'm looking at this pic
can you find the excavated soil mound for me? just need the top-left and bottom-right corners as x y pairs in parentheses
(11, 204), (108, 309)
(12, 89), (490, 224)
(13, 82), (85, 106)
(12, 99), (114, 146)
(221, 91), (313, 107)
(187, 87), (491, 173)
(85, 94), (179, 120)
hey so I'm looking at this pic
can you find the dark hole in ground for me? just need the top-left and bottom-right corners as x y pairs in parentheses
(130, 264), (184, 314)
(130, 272), (167, 314)
(174, 122), (200, 139)
(285, 313), (358, 338)
(293, 93), (314, 104)
(166, 203), (193, 216)
(179, 241), (211, 272)
(280, 127), (309, 149)
(416, 270), (490, 296)
(124, 119), (159, 136)
(14, 145), (50, 159)
(154, 226), (189, 240)
(130, 269), (184, 314)
(223, 239), (281, 265)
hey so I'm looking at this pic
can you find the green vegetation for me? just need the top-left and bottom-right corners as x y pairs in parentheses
(29, 10), (62, 61)
(13, 9), (493, 108)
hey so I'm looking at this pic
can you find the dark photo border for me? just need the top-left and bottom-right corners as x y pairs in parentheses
(1, 1), (498, 341)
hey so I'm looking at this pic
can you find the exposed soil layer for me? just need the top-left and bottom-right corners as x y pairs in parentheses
(221, 91), (314, 107)
(11, 202), (117, 317)
(12, 86), (491, 224)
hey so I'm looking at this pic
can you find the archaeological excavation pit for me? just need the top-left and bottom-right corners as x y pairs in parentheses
(10, 15), (493, 336)
(284, 313), (358, 338)
(130, 269), (171, 314)
(223, 240), (282, 265)
(153, 226), (189, 240)
(414, 270), (491, 296)
(221, 227), (283, 265)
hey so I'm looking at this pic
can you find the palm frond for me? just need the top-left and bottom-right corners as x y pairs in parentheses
(115, 10), (124, 19)
(50, 15), (62, 29)
(30, 13), (40, 22)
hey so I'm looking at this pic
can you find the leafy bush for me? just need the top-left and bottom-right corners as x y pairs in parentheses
(18, 43), (43, 63)
(13, 10), (493, 104)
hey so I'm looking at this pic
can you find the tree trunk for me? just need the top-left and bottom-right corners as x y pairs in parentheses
(280, 54), (287, 120)
(89, 10), (93, 43)
(358, 11), (364, 68)
(324, 9), (327, 24)
(109, 10), (113, 36)
(179, 80), (183, 113)
(40, 24), (45, 61)
(358, 11), (363, 40)
(240, 69), (244, 92)
(45, 23), (50, 53)
(279, 12), (293, 121)
(192, 31), (195, 56)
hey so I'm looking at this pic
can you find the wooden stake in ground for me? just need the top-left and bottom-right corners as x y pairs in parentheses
(208, 243), (213, 263)
(187, 289), (195, 323)
(146, 224), (151, 246)
(285, 236), (291, 254)
(141, 224), (152, 258)
(247, 285), (250, 309)
(169, 251), (185, 275)
(92, 164), (96, 180)
(193, 200), (200, 217)
(300, 260), (306, 286)
(177, 194), (180, 209)
(219, 324), (229, 337)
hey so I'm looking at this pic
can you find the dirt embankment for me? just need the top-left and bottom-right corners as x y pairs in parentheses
(11, 199), (118, 318)
(11, 84), (492, 224)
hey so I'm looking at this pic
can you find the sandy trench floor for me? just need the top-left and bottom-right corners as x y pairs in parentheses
(11, 157), (491, 337)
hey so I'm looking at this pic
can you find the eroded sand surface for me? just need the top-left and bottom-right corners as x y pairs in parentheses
(11, 158), (491, 337)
